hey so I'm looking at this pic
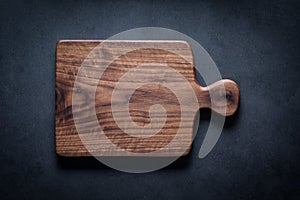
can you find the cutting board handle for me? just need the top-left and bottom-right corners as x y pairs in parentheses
(194, 79), (240, 116)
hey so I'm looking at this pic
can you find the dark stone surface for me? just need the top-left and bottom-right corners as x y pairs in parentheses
(0, 0), (299, 199)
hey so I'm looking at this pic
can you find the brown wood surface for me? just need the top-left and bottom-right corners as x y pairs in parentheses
(56, 40), (240, 157)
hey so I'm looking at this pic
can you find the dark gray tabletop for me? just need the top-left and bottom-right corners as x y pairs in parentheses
(0, 0), (299, 199)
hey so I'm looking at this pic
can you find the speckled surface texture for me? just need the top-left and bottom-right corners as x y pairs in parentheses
(0, 0), (299, 199)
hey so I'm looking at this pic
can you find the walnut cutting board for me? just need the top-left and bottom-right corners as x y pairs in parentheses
(56, 40), (239, 157)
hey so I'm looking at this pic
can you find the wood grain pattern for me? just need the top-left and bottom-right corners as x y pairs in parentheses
(56, 40), (240, 157)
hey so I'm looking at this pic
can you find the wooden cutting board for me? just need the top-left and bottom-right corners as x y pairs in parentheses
(56, 40), (239, 157)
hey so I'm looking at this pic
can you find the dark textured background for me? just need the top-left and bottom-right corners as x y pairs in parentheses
(0, 0), (299, 199)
